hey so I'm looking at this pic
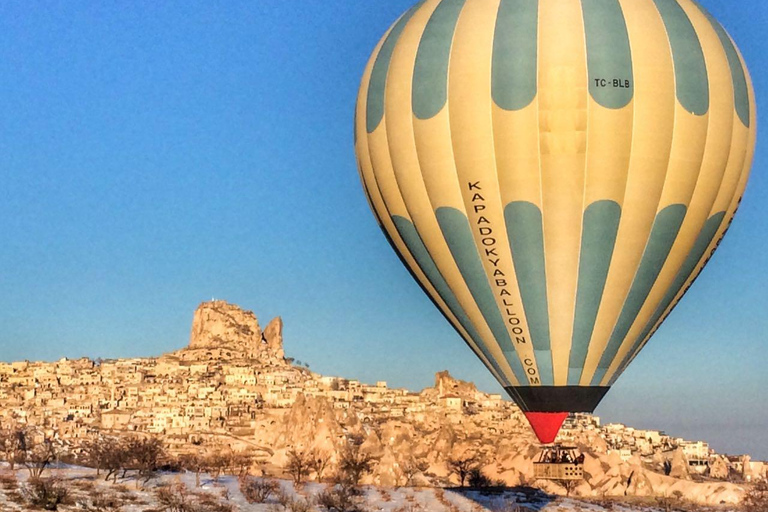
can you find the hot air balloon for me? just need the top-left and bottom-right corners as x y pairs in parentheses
(354, 0), (756, 447)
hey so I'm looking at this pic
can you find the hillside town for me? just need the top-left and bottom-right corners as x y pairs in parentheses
(0, 301), (764, 506)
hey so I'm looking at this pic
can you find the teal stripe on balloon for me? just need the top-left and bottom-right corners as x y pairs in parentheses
(535, 350), (554, 385)
(591, 204), (687, 385)
(568, 201), (621, 383)
(492, 0), (538, 111)
(652, 0), (709, 115)
(504, 202), (552, 352)
(591, 367), (609, 387)
(504, 202), (554, 385)
(413, 0), (466, 120)
(434, 208), (529, 384)
(366, 1), (426, 133)
(392, 215), (514, 386)
(582, 0), (634, 109)
(609, 211), (727, 385)
(690, 0), (750, 127)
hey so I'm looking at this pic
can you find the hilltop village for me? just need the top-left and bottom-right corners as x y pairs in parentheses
(0, 301), (764, 504)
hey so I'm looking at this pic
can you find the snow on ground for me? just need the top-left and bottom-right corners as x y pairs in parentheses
(0, 465), (743, 511)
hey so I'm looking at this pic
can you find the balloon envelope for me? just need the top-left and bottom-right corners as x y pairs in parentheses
(354, 0), (756, 443)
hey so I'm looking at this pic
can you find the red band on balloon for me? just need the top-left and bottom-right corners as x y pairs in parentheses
(524, 412), (569, 444)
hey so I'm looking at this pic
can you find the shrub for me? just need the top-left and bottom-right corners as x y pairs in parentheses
(193, 491), (235, 512)
(468, 468), (493, 488)
(240, 476), (279, 503)
(316, 484), (362, 512)
(155, 483), (191, 512)
(81, 489), (123, 511)
(73, 479), (97, 492)
(155, 482), (236, 512)
(0, 471), (18, 490)
(22, 477), (71, 511)
(744, 481), (768, 512)
(275, 489), (314, 512)
(655, 491), (685, 512)
(393, 506), (422, 512)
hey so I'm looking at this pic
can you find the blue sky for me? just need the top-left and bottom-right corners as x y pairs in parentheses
(0, 1), (765, 459)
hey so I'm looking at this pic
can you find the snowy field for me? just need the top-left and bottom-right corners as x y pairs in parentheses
(0, 465), (740, 511)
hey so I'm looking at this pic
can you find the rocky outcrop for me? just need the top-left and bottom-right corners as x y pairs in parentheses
(742, 455), (766, 481)
(709, 456), (729, 479)
(422, 370), (481, 402)
(669, 447), (691, 480)
(275, 393), (343, 455)
(189, 301), (261, 349)
(262, 317), (285, 360)
(182, 301), (285, 363)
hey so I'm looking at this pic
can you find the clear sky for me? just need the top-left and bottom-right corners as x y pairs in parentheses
(0, 1), (765, 459)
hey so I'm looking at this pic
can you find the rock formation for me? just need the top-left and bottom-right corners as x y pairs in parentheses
(189, 300), (261, 349)
(423, 370), (481, 402)
(668, 447), (691, 480)
(262, 316), (285, 360)
(709, 456), (729, 479)
(182, 301), (285, 362)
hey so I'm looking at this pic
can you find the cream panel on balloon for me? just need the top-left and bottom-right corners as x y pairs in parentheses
(445, 0), (544, 385)
(601, 0), (737, 385)
(614, 55), (757, 378)
(385, 0), (524, 386)
(580, 0), (676, 385)
(355, 26), (510, 387)
(537, 0), (589, 386)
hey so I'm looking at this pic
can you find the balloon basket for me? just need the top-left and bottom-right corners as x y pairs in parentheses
(533, 445), (584, 481)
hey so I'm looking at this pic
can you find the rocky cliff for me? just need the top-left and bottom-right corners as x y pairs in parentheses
(181, 300), (284, 362)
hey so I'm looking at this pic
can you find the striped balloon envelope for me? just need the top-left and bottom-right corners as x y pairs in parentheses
(354, 0), (756, 443)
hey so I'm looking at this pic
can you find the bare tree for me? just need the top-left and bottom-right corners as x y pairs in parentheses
(17, 430), (58, 480)
(178, 452), (207, 487)
(554, 478), (578, 497)
(338, 442), (374, 487)
(79, 436), (129, 482)
(447, 455), (479, 488)
(309, 450), (332, 483)
(285, 448), (314, 485)
(127, 436), (165, 485)
(155, 482), (191, 512)
(400, 457), (429, 487)
(227, 451), (254, 477)
(0, 423), (25, 470)
(205, 451), (229, 482)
